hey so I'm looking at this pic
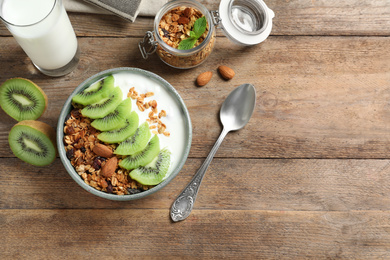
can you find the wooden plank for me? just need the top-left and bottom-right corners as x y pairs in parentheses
(1, 1), (389, 36)
(1, 209), (390, 259)
(0, 2), (388, 258)
(271, 0), (390, 36)
(1, 158), (390, 211)
(0, 36), (389, 158)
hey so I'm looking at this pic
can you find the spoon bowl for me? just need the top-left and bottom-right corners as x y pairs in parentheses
(220, 83), (256, 131)
(171, 83), (256, 222)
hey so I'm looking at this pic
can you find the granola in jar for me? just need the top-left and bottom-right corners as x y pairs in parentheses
(154, 4), (216, 69)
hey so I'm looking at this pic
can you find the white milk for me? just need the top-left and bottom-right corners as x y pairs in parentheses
(113, 72), (188, 179)
(1, 0), (78, 70)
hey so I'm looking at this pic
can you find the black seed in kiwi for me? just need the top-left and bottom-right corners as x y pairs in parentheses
(119, 135), (160, 170)
(91, 97), (132, 131)
(8, 120), (57, 166)
(81, 86), (123, 119)
(97, 110), (139, 143)
(129, 148), (171, 185)
(0, 78), (48, 121)
(72, 75), (115, 105)
(114, 121), (151, 155)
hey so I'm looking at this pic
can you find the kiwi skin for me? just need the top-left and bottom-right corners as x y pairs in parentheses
(119, 135), (160, 170)
(81, 86), (123, 119)
(72, 75), (114, 106)
(9, 120), (57, 166)
(18, 121), (57, 152)
(129, 148), (171, 185)
(0, 78), (48, 121)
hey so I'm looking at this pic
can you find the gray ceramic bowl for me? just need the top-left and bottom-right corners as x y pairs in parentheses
(57, 67), (192, 201)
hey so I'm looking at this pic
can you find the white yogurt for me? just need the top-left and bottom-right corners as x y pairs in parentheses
(112, 71), (188, 178)
(1, 0), (78, 70)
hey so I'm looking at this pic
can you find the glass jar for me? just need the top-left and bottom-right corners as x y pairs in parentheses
(139, 0), (274, 69)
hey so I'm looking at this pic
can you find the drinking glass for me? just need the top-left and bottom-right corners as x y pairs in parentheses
(0, 0), (80, 77)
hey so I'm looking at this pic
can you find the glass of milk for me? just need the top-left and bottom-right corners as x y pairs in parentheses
(0, 0), (80, 77)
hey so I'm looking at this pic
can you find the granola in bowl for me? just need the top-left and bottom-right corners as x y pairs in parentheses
(57, 68), (192, 201)
(64, 108), (152, 195)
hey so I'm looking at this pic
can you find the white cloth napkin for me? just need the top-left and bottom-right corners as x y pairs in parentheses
(64, 0), (168, 21)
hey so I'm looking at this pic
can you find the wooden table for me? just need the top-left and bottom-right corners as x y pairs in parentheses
(1, 0), (390, 258)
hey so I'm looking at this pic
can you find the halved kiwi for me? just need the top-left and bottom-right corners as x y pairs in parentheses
(91, 97), (132, 131)
(72, 75), (114, 105)
(114, 122), (151, 155)
(119, 135), (160, 170)
(129, 148), (171, 185)
(97, 111), (139, 143)
(0, 78), (48, 121)
(8, 120), (57, 166)
(81, 86), (123, 119)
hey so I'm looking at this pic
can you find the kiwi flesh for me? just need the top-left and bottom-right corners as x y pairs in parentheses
(97, 111), (139, 143)
(8, 120), (57, 166)
(0, 78), (48, 121)
(91, 97), (132, 131)
(129, 148), (171, 185)
(72, 75), (114, 105)
(119, 135), (160, 170)
(114, 122), (151, 155)
(81, 86), (123, 119)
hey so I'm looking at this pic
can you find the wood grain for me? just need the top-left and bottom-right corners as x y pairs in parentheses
(2, 209), (390, 259)
(1, 0), (390, 258)
(1, 1), (389, 37)
(1, 158), (390, 211)
(0, 36), (389, 159)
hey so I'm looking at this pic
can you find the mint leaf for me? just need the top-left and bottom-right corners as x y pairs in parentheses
(178, 37), (197, 50)
(189, 31), (197, 38)
(177, 16), (207, 50)
(193, 16), (207, 38)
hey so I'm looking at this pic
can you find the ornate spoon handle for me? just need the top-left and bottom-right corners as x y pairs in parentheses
(170, 128), (229, 222)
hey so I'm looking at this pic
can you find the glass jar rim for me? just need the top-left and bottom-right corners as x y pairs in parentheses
(0, 0), (58, 27)
(153, 0), (215, 55)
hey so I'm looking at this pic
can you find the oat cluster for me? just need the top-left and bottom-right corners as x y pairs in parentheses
(127, 87), (170, 137)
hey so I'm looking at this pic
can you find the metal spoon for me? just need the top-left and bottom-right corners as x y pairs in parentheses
(170, 83), (256, 222)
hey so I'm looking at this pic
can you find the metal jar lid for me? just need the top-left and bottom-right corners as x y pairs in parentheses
(213, 0), (274, 45)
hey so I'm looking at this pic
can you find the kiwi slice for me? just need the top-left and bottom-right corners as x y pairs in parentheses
(119, 135), (160, 170)
(129, 148), (171, 185)
(81, 86), (123, 119)
(91, 97), (132, 131)
(8, 120), (57, 166)
(72, 75), (114, 105)
(97, 111), (139, 143)
(114, 122), (151, 155)
(0, 78), (47, 121)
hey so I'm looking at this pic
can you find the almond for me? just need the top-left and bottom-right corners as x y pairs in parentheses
(218, 65), (235, 80)
(196, 71), (213, 86)
(101, 157), (117, 177)
(92, 143), (113, 158)
(177, 16), (190, 25)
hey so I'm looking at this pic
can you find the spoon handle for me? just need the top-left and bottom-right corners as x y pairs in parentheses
(170, 128), (230, 222)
